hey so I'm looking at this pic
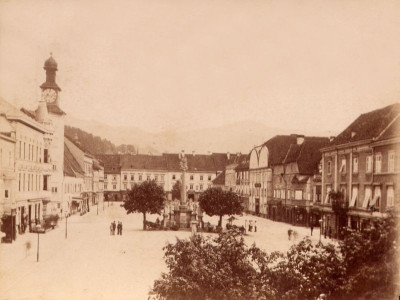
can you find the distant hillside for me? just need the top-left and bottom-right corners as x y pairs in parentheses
(65, 126), (136, 155)
(65, 115), (297, 154)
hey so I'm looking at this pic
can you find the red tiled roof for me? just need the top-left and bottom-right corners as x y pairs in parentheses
(212, 170), (225, 185)
(264, 135), (298, 166)
(64, 143), (84, 177)
(95, 154), (121, 174)
(329, 103), (400, 146)
(283, 137), (329, 175)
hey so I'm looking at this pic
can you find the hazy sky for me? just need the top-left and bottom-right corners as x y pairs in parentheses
(1, 0), (399, 135)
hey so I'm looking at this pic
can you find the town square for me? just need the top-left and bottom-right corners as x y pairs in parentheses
(0, 1), (399, 299)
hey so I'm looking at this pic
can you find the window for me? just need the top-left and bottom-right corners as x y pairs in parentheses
(387, 186), (394, 207)
(366, 155), (373, 173)
(273, 190), (276, 198)
(200, 175), (203, 180)
(388, 151), (395, 172)
(139, 175), (142, 181)
(113, 176), (116, 180)
(190, 184), (193, 190)
(375, 153), (382, 173)
(281, 189), (285, 199)
(353, 157), (358, 173)
(362, 186), (372, 208)
(131, 174), (134, 181)
(123, 183), (127, 189)
(43, 175), (48, 191)
(371, 186), (381, 209)
(340, 158), (346, 173)
(190, 175), (194, 180)
(208, 175), (212, 181)
(295, 190), (303, 200)
(5, 190), (8, 198)
(200, 184), (203, 190)
(113, 184), (116, 190)
(277, 190), (281, 198)
(172, 174), (176, 180)
(124, 174), (127, 180)
(327, 160), (332, 174)
(44, 149), (48, 163)
(104, 183), (107, 189)
(325, 186), (332, 203)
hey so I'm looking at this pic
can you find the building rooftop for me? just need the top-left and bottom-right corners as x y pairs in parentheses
(328, 103), (400, 147)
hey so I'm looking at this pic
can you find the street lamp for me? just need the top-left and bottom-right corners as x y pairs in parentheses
(36, 224), (41, 262)
(319, 219), (322, 242)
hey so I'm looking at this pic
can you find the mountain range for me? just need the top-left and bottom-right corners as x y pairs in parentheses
(65, 115), (331, 155)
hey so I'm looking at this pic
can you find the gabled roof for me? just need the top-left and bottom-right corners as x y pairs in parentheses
(283, 137), (329, 175)
(263, 135), (298, 166)
(95, 154), (121, 174)
(121, 154), (167, 170)
(212, 170), (225, 185)
(329, 103), (400, 146)
(64, 143), (84, 177)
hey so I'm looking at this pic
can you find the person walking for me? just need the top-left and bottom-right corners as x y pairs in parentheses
(112, 221), (116, 235)
(310, 223), (314, 236)
(117, 222), (121, 235)
(120, 222), (123, 235)
(110, 223), (113, 235)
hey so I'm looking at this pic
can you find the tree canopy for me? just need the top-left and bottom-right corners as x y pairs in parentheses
(122, 180), (165, 230)
(198, 187), (243, 226)
(150, 214), (399, 300)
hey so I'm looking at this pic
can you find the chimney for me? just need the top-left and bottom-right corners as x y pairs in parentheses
(296, 135), (305, 145)
(329, 136), (335, 142)
(227, 152), (230, 160)
(36, 100), (48, 123)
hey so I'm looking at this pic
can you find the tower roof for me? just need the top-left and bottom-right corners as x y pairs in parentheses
(44, 54), (58, 70)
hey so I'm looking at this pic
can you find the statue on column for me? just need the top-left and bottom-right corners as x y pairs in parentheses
(179, 155), (188, 206)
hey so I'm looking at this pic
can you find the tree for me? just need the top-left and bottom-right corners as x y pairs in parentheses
(150, 214), (399, 300)
(122, 180), (165, 230)
(198, 187), (243, 227)
(171, 180), (181, 201)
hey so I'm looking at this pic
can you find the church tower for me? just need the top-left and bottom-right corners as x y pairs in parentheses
(39, 54), (65, 216)
(40, 53), (61, 106)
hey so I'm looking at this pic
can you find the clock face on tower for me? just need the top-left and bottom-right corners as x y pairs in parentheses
(42, 89), (57, 103)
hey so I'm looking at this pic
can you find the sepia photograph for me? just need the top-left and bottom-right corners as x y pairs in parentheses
(0, 0), (399, 299)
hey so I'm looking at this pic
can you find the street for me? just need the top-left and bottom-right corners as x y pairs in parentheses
(0, 204), (323, 300)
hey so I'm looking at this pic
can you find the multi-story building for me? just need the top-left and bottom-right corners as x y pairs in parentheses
(63, 142), (84, 215)
(96, 154), (122, 201)
(96, 152), (232, 201)
(0, 115), (17, 239)
(64, 137), (96, 212)
(235, 156), (250, 211)
(248, 145), (271, 217)
(271, 136), (329, 225)
(0, 98), (53, 235)
(317, 103), (400, 238)
(93, 158), (104, 209)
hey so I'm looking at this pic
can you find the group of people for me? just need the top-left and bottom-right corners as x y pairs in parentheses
(110, 221), (123, 235)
